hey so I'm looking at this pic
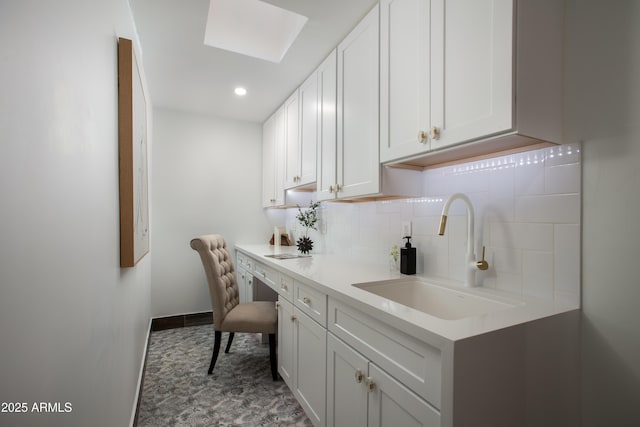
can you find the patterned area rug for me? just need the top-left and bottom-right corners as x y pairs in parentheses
(137, 325), (312, 426)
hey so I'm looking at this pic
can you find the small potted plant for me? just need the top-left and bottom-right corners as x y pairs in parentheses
(295, 201), (321, 255)
(389, 244), (399, 270)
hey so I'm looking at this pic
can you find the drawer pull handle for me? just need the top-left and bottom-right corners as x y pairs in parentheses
(302, 297), (311, 305)
(355, 369), (364, 383)
(281, 284), (288, 291)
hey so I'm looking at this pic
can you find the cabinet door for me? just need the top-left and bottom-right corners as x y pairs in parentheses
(368, 363), (440, 427)
(293, 309), (327, 427)
(299, 71), (318, 186)
(277, 297), (295, 387)
(262, 112), (277, 207)
(262, 108), (285, 207)
(237, 268), (247, 304)
(337, 5), (380, 199)
(245, 272), (254, 303)
(430, 0), (513, 151)
(380, 0), (431, 163)
(327, 334), (368, 427)
(316, 49), (338, 202)
(284, 90), (301, 188)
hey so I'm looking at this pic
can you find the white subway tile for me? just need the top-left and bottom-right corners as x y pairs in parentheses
(523, 251), (554, 299)
(515, 160), (545, 196)
(545, 144), (582, 167)
(492, 247), (523, 274)
(554, 224), (581, 295)
(515, 194), (580, 223)
(490, 222), (553, 251)
(545, 163), (581, 194)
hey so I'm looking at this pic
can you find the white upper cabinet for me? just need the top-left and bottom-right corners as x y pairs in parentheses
(316, 50), (338, 202)
(298, 70), (319, 186)
(381, 0), (565, 166)
(262, 107), (285, 207)
(283, 90), (301, 188)
(380, 0), (432, 163)
(283, 75), (319, 189)
(319, 8), (421, 202)
(337, 4), (381, 199)
(429, 0), (513, 151)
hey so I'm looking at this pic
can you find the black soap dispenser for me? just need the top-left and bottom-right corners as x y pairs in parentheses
(401, 236), (416, 275)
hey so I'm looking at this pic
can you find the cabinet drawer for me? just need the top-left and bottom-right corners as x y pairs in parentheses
(328, 298), (441, 408)
(253, 261), (278, 292)
(236, 252), (254, 271)
(294, 280), (327, 327)
(278, 274), (294, 301)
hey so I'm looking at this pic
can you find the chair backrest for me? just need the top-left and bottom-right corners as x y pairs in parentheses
(190, 235), (239, 330)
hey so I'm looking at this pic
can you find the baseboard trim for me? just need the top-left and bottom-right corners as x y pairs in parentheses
(150, 311), (213, 331)
(130, 318), (152, 427)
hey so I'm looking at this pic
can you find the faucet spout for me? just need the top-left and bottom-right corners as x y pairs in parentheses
(438, 193), (484, 286)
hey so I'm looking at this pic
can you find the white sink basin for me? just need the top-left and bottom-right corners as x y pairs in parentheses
(353, 279), (521, 320)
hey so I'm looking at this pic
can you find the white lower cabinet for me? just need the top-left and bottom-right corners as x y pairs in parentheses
(236, 267), (254, 304)
(327, 334), (439, 427)
(277, 296), (327, 427)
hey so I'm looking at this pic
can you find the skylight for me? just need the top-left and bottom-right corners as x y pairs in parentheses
(204, 0), (308, 63)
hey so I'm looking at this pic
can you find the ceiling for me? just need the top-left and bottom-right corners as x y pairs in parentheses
(130, 0), (378, 123)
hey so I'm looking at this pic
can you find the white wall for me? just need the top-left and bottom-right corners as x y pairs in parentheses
(151, 108), (272, 317)
(0, 1), (151, 426)
(566, 0), (640, 425)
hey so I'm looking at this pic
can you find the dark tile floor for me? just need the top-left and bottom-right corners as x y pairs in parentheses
(136, 325), (312, 426)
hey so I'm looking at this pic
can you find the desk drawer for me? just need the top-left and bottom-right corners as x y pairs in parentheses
(278, 274), (294, 301)
(294, 280), (327, 327)
(253, 261), (278, 291)
(236, 252), (254, 271)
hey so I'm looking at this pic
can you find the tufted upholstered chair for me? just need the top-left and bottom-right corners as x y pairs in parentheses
(190, 234), (278, 380)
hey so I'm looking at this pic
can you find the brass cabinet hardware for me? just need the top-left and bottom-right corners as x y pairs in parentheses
(355, 369), (364, 383)
(430, 127), (440, 140)
(418, 130), (427, 143)
(365, 377), (376, 392)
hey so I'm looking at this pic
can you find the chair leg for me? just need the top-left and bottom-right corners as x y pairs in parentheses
(224, 332), (235, 353)
(208, 331), (222, 375)
(268, 333), (278, 381)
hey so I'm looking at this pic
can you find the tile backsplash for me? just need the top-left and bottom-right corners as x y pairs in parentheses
(282, 144), (581, 307)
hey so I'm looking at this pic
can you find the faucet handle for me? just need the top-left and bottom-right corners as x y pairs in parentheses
(476, 246), (489, 271)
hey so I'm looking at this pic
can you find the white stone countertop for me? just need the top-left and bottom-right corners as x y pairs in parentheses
(236, 244), (579, 346)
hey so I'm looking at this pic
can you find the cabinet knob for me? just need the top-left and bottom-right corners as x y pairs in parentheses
(418, 130), (427, 143)
(355, 369), (364, 383)
(275, 301), (280, 310)
(329, 185), (334, 194)
(335, 184), (342, 193)
(430, 127), (441, 141)
(365, 377), (376, 392)
(281, 284), (288, 291)
(247, 278), (252, 286)
(302, 297), (311, 305)
(291, 314), (297, 322)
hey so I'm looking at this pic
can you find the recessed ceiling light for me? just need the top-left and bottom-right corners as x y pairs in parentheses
(234, 87), (247, 96)
(204, 0), (308, 63)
